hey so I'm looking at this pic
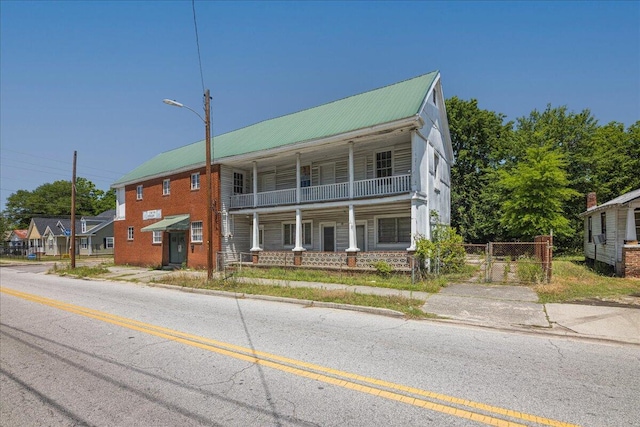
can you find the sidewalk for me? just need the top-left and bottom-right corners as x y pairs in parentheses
(23, 261), (640, 345)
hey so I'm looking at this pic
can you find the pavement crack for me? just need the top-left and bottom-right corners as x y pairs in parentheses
(548, 339), (565, 359)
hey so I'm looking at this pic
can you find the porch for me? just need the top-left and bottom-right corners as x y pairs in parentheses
(229, 174), (411, 209)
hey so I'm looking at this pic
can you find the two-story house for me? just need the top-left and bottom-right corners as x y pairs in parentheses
(112, 71), (453, 270)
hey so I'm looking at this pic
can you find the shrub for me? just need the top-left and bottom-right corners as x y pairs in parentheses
(371, 260), (393, 278)
(415, 214), (466, 276)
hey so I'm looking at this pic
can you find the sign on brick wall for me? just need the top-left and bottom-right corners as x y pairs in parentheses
(143, 210), (162, 220)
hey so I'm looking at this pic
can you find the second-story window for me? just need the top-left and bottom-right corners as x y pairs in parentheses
(81, 220), (87, 233)
(191, 173), (200, 190)
(233, 172), (244, 194)
(163, 179), (170, 195)
(376, 151), (392, 178)
(136, 185), (143, 200)
(300, 165), (311, 188)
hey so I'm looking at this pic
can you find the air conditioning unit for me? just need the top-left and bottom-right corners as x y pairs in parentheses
(593, 234), (606, 245)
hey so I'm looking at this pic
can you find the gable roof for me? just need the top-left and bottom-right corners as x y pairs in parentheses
(27, 217), (81, 238)
(12, 229), (28, 239)
(113, 71), (439, 187)
(581, 188), (640, 215)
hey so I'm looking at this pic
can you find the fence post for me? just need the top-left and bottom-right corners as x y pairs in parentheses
(486, 243), (492, 283)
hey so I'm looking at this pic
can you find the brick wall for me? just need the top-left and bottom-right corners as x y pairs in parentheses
(114, 166), (221, 269)
(622, 245), (640, 278)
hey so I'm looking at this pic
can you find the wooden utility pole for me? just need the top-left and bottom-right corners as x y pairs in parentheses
(205, 89), (213, 280)
(71, 151), (77, 268)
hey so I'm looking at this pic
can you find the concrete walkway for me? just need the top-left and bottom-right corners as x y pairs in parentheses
(16, 261), (639, 345)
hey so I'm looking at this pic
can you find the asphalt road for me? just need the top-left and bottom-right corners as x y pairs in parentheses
(1, 266), (638, 426)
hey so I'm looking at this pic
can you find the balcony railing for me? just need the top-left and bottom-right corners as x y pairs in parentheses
(229, 174), (411, 209)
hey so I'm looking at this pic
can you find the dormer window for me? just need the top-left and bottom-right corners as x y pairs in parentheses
(81, 220), (87, 233)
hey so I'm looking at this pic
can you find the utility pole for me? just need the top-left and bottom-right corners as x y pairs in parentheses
(71, 150), (77, 269)
(205, 89), (213, 280)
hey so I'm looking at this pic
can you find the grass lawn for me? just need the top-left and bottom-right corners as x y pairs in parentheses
(535, 257), (640, 304)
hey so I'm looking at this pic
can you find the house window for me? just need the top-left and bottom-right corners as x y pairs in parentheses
(136, 185), (143, 200)
(80, 238), (88, 249)
(163, 179), (170, 195)
(283, 222), (312, 247)
(635, 210), (640, 241)
(191, 173), (200, 190)
(433, 152), (440, 185)
(377, 217), (411, 244)
(152, 231), (162, 244)
(300, 165), (311, 188)
(81, 220), (87, 233)
(191, 221), (203, 243)
(588, 216), (592, 243)
(600, 212), (606, 237)
(376, 151), (392, 178)
(233, 172), (244, 194)
(127, 227), (134, 241)
(105, 237), (114, 249)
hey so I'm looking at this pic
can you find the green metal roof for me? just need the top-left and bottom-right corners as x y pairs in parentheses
(113, 71), (438, 186)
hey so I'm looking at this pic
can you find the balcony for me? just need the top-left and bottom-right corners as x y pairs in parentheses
(229, 174), (410, 209)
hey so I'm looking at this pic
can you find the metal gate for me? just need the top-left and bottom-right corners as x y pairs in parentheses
(460, 237), (552, 284)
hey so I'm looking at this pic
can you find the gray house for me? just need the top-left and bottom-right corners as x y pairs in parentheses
(581, 189), (640, 277)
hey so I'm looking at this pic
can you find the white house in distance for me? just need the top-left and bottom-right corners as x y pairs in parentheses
(581, 189), (640, 277)
(112, 71), (453, 271)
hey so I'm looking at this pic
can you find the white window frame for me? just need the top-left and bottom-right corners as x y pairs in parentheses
(375, 215), (411, 247)
(152, 231), (162, 244)
(105, 237), (114, 249)
(233, 171), (244, 195)
(191, 172), (200, 190)
(127, 226), (134, 241)
(81, 220), (87, 233)
(80, 238), (88, 249)
(163, 179), (170, 195)
(375, 150), (393, 178)
(136, 185), (143, 200)
(191, 221), (203, 243)
(282, 221), (312, 248)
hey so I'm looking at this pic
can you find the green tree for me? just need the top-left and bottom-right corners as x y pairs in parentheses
(497, 144), (579, 240)
(5, 178), (113, 228)
(446, 97), (513, 243)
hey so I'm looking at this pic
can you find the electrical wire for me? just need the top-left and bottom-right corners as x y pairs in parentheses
(192, 0), (206, 94)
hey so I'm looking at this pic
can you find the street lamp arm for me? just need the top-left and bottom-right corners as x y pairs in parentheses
(162, 99), (205, 123)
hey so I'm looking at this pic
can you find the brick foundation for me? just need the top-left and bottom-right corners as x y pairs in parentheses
(622, 245), (640, 278)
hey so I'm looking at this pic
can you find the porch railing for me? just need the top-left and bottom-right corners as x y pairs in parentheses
(229, 174), (411, 209)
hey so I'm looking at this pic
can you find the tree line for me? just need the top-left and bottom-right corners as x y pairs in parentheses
(447, 98), (639, 252)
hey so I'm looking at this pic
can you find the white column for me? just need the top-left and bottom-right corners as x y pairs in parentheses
(409, 199), (418, 251)
(348, 142), (354, 199)
(346, 204), (359, 252)
(88, 236), (93, 256)
(293, 208), (305, 251)
(251, 212), (262, 251)
(626, 207), (638, 242)
(296, 153), (301, 204)
(252, 161), (258, 208)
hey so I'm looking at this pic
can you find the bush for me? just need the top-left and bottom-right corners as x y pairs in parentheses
(415, 215), (466, 275)
(371, 260), (393, 278)
(516, 258), (546, 283)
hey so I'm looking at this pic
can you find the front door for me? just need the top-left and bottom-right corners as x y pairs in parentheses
(322, 225), (335, 252)
(169, 232), (186, 264)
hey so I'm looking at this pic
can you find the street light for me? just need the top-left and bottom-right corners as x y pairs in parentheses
(163, 89), (214, 280)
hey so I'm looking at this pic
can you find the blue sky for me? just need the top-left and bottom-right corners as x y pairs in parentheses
(1, 1), (638, 213)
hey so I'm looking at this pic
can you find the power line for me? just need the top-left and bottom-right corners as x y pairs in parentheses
(192, 0), (206, 94)
(1, 148), (128, 176)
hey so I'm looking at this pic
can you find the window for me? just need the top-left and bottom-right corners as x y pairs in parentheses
(588, 216), (592, 243)
(191, 221), (203, 243)
(163, 179), (170, 195)
(601, 212), (606, 236)
(136, 185), (143, 200)
(433, 152), (440, 187)
(233, 172), (244, 194)
(191, 173), (200, 190)
(127, 227), (134, 240)
(377, 217), (411, 244)
(81, 220), (87, 233)
(283, 222), (312, 247)
(376, 151), (392, 178)
(300, 165), (311, 188)
(152, 231), (162, 244)
(433, 90), (436, 105)
(635, 210), (640, 241)
(105, 237), (114, 249)
(80, 238), (88, 249)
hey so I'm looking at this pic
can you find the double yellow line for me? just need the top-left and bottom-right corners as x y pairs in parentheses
(1, 286), (580, 427)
